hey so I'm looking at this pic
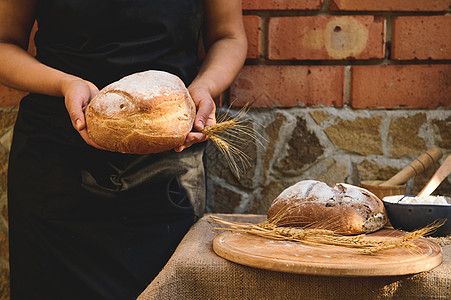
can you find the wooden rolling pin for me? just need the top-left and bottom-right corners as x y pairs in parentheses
(417, 155), (451, 198)
(379, 147), (443, 186)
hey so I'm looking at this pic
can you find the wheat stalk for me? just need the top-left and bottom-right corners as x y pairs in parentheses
(359, 219), (446, 254)
(208, 216), (444, 255)
(201, 103), (265, 178)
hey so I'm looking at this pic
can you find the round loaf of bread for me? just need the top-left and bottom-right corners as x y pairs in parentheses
(85, 70), (196, 154)
(267, 180), (388, 235)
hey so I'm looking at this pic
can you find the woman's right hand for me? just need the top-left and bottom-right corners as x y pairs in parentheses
(0, 1), (106, 150)
(61, 78), (104, 149)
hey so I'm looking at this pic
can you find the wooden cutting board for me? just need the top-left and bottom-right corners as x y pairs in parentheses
(213, 228), (442, 277)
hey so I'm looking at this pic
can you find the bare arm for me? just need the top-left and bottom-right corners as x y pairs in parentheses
(0, 0), (100, 147)
(175, 0), (247, 151)
(0, 0), (246, 152)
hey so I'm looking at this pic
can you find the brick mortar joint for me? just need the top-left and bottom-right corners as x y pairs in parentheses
(243, 60), (451, 66)
(321, 0), (331, 12)
(344, 66), (351, 106)
(242, 11), (451, 18)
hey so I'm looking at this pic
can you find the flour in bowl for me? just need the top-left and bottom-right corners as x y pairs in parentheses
(383, 195), (450, 205)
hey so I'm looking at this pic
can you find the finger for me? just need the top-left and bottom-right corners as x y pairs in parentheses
(194, 98), (216, 131)
(66, 96), (87, 132)
(174, 132), (208, 152)
(64, 81), (99, 132)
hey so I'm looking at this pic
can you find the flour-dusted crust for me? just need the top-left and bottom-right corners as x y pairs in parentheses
(267, 180), (388, 235)
(85, 70), (196, 154)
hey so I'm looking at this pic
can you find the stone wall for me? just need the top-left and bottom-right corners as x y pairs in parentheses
(1, 1), (451, 299)
(0, 108), (16, 299)
(205, 108), (451, 214)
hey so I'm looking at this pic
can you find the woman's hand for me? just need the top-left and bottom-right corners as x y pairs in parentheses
(174, 84), (216, 152)
(61, 78), (104, 149)
(0, 0), (106, 151)
(174, 0), (247, 152)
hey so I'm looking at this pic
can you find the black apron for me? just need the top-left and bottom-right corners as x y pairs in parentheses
(8, 1), (205, 299)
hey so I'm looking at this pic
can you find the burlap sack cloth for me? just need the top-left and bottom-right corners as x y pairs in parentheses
(138, 214), (451, 300)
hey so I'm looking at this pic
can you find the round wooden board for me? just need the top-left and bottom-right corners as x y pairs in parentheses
(213, 228), (442, 277)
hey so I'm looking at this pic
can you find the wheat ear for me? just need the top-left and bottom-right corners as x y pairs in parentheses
(208, 216), (445, 255)
(201, 103), (265, 178)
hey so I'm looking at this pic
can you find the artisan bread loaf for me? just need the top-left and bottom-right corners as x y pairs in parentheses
(267, 180), (388, 235)
(85, 70), (196, 154)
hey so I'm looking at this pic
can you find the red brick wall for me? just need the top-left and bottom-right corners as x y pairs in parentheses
(233, 0), (451, 109)
(2, 5), (450, 110)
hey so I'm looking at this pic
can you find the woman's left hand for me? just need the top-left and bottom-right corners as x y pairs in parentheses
(174, 85), (216, 152)
(174, 0), (247, 152)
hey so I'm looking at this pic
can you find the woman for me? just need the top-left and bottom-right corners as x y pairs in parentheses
(0, 0), (247, 299)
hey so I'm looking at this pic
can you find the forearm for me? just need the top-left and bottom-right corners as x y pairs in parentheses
(190, 35), (247, 98)
(189, 0), (247, 99)
(0, 42), (80, 97)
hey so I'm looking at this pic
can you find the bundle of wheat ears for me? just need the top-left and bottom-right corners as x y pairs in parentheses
(209, 213), (445, 255)
(201, 103), (264, 178)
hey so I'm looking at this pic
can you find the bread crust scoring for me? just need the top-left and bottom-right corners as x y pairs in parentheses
(267, 180), (388, 235)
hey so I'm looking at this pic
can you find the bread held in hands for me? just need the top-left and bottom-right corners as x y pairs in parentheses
(267, 180), (388, 235)
(85, 70), (196, 154)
